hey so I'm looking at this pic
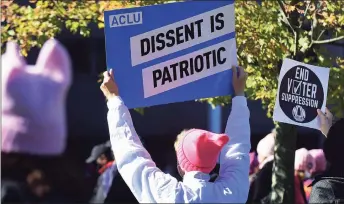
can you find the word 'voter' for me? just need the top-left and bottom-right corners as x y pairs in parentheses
(288, 67), (317, 99)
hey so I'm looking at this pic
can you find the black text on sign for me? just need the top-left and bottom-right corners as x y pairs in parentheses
(142, 39), (235, 98)
(130, 4), (235, 66)
(278, 65), (324, 123)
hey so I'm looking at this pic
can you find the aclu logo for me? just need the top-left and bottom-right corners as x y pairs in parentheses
(292, 105), (306, 122)
(109, 12), (142, 28)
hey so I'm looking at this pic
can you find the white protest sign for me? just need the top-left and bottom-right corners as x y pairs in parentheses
(273, 58), (330, 129)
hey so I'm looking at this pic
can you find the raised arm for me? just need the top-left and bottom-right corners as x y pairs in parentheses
(100, 70), (183, 203)
(215, 66), (251, 202)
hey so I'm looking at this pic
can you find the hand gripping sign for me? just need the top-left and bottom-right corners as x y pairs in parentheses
(104, 1), (237, 109)
(273, 58), (330, 129)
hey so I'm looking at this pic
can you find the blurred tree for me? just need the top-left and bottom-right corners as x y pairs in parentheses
(2, 0), (343, 117)
(1, 0), (133, 55)
(1, 0), (344, 116)
(1, 0), (344, 203)
(202, 0), (344, 119)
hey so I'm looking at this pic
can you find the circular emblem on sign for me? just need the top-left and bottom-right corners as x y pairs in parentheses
(292, 105), (306, 122)
(279, 65), (324, 123)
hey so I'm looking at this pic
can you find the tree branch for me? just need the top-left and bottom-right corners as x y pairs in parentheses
(316, 30), (326, 41)
(298, 1), (311, 29)
(277, 0), (300, 56)
(277, 0), (295, 34)
(303, 1), (311, 17)
(308, 9), (320, 49)
(294, 31), (299, 57)
(237, 43), (246, 62)
(313, 36), (344, 44)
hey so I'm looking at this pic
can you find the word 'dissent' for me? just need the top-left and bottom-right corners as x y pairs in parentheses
(130, 4), (234, 66)
(109, 12), (142, 28)
(140, 12), (224, 57)
(142, 39), (235, 98)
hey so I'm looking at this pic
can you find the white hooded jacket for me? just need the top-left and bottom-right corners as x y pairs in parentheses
(107, 96), (251, 203)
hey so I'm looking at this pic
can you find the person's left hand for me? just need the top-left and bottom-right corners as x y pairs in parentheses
(100, 69), (119, 100)
(317, 108), (333, 137)
(232, 66), (248, 96)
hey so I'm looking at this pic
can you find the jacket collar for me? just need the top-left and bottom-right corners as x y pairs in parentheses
(183, 171), (210, 184)
(98, 161), (114, 174)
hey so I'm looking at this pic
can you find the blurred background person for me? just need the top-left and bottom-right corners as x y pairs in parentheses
(294, 148), (316, 204)
(309, 109), (344, 203)
(249, 152), (259, 184)
(86, 142), (117, 203)
(309, 149), (327, 176)
(302, 149), (327, 202)
(1, 40), (85, 203)
(247, 131), (275, 203)
(85, 141), (138, 203)
(86, 142), (116, 176)
(248, 132), (313, 204)
(250, 152), (259, 175)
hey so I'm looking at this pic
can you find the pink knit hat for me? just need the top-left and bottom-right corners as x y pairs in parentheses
(294, 148), (316, 172)
(308, 149), (327, 173)
(1, 39), (71, 155)
(176, 129), (229, 174)
(257, 133), (275, 163)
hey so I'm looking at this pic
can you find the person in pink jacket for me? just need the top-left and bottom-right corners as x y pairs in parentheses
(100, 66), (250, 203)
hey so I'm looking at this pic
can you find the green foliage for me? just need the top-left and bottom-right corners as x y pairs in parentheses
(134, 108), (145, 115)
(1, 0), (343, 117)
(226, 0), (344, 118)
(1, 1), (130, 55)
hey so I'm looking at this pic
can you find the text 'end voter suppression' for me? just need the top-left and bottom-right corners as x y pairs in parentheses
(281, 67), (319, 108)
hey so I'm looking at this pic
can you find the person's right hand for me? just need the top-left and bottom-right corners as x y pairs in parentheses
(232, 66), (248, 96)
(317, 108), (333, 137)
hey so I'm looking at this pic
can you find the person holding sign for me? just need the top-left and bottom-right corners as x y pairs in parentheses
(309, 110), (344, 203)
(100, 66), (250, 203)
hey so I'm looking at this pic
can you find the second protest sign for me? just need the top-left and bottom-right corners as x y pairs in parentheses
(273, 58), (330, 129)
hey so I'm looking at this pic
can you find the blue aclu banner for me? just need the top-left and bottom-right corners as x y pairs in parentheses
(104, 1), (237, 109)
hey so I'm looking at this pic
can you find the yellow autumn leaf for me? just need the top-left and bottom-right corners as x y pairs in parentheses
(326, 13), (336, 25)
(285, 5), (295, 13)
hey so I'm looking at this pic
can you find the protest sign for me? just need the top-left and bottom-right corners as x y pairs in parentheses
(104, 1), (237, 109)
(273, 58), (330, 129)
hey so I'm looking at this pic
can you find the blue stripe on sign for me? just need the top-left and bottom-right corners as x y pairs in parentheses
(257, 0), (262, 6)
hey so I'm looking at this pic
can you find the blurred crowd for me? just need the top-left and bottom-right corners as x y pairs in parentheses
(1, 40), (344, 203)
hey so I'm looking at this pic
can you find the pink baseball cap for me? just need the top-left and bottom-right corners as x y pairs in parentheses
(176, 129), (229, 174)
